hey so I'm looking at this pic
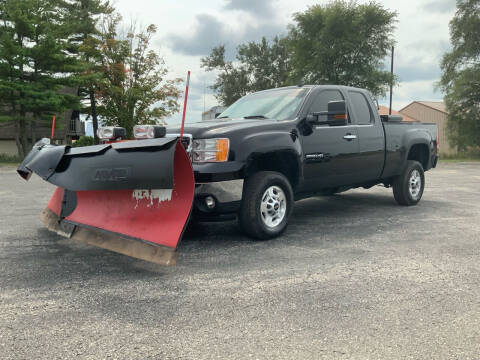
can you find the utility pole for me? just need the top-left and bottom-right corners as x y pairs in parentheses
(389, 46), (394, 115)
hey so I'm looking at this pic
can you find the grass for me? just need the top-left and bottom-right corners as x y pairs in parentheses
(439, 158), (480, 163)
(0, 153), (22, 166)
(439, 149), (480, 162)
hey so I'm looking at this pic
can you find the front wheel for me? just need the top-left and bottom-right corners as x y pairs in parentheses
(238, 171), (294, 239)
(392, 160), (425, 206)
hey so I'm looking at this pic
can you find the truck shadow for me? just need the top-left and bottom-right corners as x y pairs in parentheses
(180, 190), (442, 249)
(5, 190), (443, 291)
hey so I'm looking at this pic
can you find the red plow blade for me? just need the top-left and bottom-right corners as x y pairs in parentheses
(39, 141), (194, 265)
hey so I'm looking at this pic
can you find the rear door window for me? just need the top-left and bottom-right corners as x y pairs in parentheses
(349, 91), (374, 125)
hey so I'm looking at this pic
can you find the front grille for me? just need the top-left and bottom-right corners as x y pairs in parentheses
(165, 133), (193, 154)
(180, 136), (192, 152)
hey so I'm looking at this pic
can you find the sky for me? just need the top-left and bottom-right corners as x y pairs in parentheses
(110, 0), (456, 126)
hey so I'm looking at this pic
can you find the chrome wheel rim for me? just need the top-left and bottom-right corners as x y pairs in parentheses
(409, 169), (422, 199)
(260, 186), (287, 228)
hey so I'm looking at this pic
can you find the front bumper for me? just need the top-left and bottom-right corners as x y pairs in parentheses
(193, 179), (244, 221)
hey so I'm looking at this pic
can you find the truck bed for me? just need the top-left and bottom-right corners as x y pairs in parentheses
(381, 121), (437, 178)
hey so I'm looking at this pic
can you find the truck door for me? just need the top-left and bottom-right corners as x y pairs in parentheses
(347, 90), (385, 182)
(300, 89), (361, 191)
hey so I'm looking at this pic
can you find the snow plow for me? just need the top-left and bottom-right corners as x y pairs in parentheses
(18, 71), (195, 266)
(18, 134), (195, 265)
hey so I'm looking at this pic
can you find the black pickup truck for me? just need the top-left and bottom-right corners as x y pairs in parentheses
(173, 85), (438, 239)
(16, 84), (439, 261)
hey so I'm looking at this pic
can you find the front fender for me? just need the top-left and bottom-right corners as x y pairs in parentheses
(239, 131), (303, 185)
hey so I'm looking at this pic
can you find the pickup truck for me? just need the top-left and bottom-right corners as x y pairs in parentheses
(173, 85), (439, 239)
(16, 84), (439, 264)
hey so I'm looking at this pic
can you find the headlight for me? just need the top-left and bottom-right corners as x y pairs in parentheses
(192, 138), (229, 162)
(97, 126), (126, 140)
(133, 125), (166, 139)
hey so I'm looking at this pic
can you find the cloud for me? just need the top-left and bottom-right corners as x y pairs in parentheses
(379, 79), (443, 111)
(393, 40), (450, 82)
(395, 65), (441, 82)
(164, 70), (220, 125)
(166, 14), (228, 57)
(422, 0), (456, 13)
(149, 0), (455, 123)
(164, 13), (286, 57)
(223, 0), (277, 17)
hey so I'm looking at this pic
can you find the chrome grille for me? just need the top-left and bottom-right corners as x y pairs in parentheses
(166, 133), (193, 154)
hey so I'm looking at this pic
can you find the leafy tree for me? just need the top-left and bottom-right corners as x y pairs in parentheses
(203, 1), (396, 106)
(288, 0), (397, 97)
(201, 45), (250, 106)
(238, 36), (292, 92)
(96, 18), (181, 138)
(201, 36), (291, 106)
(0, 0), (82, 157)
(63, 0), (114, 144)
(440, 0), (480, 149)
(72, 135), (94, 147)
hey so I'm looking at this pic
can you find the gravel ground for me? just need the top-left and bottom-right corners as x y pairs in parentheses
(0, 162), (479, 359)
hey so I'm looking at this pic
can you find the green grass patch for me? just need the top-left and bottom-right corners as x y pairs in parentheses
(439, 158), (480, 163)
(0, 153), (22, 165)
(440, 147), (480, 162)
(72, 135), (94, 147)
(439, 148), (480, 162)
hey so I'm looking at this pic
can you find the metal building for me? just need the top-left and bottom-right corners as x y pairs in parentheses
(400, 101), (455, 155)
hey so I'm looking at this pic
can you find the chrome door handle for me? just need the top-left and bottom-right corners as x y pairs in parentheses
(343, 134), (357, 141)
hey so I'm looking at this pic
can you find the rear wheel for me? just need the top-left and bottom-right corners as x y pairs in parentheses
(392, 160), (425, 206)
(238, 171), (294, 239)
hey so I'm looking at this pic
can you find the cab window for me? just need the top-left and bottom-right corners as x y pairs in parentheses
(309, 90), (345, 114)
(348, 91), (374, 125)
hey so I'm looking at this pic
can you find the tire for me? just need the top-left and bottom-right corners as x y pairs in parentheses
(238, 171), (294, 240)
(392, 160), (425, 206)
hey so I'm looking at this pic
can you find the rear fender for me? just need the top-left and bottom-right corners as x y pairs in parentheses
(403, 135), (431, 169)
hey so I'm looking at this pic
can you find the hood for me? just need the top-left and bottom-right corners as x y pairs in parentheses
(166, 118), (281, 138)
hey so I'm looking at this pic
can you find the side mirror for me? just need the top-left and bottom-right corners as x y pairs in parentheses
(307, 100), (348, 126)
(306, 114), (317, 124)
(324, 100), (347, 125)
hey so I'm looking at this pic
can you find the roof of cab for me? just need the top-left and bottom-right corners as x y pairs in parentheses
(259, 84), (369, 93)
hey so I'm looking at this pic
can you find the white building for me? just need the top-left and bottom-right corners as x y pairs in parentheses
(202, 106), (226, 121)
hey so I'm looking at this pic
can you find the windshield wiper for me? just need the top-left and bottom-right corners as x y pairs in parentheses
(216, 116), (229, 119)
(243, 115), (268, 119)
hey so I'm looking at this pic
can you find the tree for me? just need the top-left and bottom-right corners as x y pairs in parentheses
(63, 0), (114, 144)
(0, 0), (82, 157)
(95, 19), (181, 138)
(237, 36), (292, 92)
(288, 0), (397, 97)
(201, 36), (291, 106)
(440, 0), (480, 149)
(200, 45), (250, 106)
(203, 1), (397, 106)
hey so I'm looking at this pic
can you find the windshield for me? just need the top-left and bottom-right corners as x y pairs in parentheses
(218, 88), (308, 120)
